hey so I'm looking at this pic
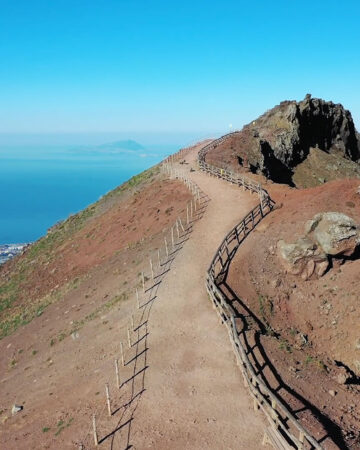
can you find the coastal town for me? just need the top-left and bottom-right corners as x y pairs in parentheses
(0, 244), (27, 265)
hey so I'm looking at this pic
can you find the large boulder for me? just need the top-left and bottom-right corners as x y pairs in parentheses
(278, 212), (360, 279)
(306, 212), (360, 257)
(277, 237), (329, 280)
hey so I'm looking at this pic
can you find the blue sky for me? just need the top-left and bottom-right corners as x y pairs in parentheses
(0, 0), (360, 134)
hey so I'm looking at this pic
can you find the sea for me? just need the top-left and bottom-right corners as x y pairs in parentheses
(0, 132), (209, 261)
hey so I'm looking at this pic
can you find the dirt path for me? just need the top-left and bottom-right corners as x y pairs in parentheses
(125, 144), (267, 449)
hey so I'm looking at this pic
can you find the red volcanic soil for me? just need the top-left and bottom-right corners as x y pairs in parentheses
(227, 178), (360, 448)
(0, 171), (193, 449)
(2, 137), (360, 449)
(204, 132), (250, 170)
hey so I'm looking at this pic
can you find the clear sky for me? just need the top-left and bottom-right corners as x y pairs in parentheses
(1, 0), (360, 135)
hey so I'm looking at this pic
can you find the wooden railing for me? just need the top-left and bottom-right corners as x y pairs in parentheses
(197, 135), (323, 449)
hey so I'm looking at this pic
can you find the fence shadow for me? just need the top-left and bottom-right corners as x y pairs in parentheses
(219, 280), (347, 449)
(87, 171), (209, 449)
(208, 194), (346, 448)
(197, 134), (348, 448)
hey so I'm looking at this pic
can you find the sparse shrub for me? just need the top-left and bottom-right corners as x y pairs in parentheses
(279, 339), (292, 353)
(289, 327), (297, 336)
(315, 359), (327, 371)
(258, 295), (274, 319)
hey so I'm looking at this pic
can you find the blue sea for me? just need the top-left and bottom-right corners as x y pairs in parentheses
(0, 136), (192, 244)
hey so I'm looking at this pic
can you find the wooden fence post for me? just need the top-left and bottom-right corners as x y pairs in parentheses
(120, 342), (125, 366)
(141, 271), (145, 293)
(259, 191), (264, 217)
(92, 414), (98, 446)
(136, 288), (140, 309)
(105, 383), (111, 416)
(271, 398), (278, 422)
(115, 358), (120, 388)
(157, 249), (161, 268)
(242, 373), (247, 387)
(149, 258), (154, 280)
(179, 217), (185, 232)
(176, 220), (180, 238)
(186, 205), (189, 224)
(299, 431), (305, 450)
(171, 227), (175, 249)
(164, 237), (169, 257)
(218, 251), (224, 269)
(127, 328), (132, 347)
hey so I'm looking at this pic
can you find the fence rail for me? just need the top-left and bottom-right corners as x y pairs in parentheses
(197, 135), (323, 449)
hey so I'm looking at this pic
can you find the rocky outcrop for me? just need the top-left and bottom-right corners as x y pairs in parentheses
(229, 94), (360, 186)
(305, 212), (360, 257)
(278, 237), (329, 280)
(278, 212), (360, 279)
(292, 146), (360, 188)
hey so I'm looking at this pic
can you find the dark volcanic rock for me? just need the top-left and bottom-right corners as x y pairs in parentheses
(229, 94), (360, 186)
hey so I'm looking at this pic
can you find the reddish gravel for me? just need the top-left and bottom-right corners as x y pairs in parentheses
(227, 178), (360, 449)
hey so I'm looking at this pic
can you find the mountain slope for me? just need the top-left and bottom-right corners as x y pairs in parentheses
(0, 163), (195, 448)
(0, 143), (266, 450)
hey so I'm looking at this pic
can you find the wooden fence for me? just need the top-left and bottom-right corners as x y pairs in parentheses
(77, 137), (324, 448)
(197, 135), (323, 449)
(77, 145), (206, 448)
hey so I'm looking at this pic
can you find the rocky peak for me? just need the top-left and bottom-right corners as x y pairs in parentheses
(238, 95), (360, 186)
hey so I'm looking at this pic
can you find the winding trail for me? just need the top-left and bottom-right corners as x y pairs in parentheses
(129, 144), (267, 449)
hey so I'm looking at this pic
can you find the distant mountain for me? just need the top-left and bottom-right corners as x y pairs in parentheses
(98, 140), (145, 151)
(71, 139), (145, 154)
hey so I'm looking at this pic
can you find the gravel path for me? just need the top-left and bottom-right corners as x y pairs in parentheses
(128, 144), (267, 449)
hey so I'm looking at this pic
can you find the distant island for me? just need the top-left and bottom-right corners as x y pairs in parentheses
(70, 139), (145, 155)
